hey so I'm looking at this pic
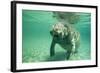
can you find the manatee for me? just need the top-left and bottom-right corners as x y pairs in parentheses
(53, 12), (80, 25)
(50, 22), (80, 60)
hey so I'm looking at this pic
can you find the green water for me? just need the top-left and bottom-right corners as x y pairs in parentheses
(22, 10), (91, 63)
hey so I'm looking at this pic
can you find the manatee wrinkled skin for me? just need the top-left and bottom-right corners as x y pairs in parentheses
(50, 23), (80, 60)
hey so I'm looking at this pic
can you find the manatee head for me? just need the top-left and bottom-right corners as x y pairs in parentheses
(50, 23), (69, 39)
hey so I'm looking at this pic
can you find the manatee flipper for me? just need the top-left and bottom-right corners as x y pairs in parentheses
(66, 50), (71, 60)
(50, 37), (56, 57)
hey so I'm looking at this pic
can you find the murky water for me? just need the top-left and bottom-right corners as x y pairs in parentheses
(22, 10), (91, 63)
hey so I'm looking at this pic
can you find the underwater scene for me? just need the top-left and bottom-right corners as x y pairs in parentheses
(22, 10), (91, 63)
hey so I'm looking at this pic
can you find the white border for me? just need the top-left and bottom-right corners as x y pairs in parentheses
(16, 4), (96, 70)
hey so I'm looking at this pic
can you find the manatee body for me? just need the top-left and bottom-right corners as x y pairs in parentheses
(50, 23), (80, 60)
